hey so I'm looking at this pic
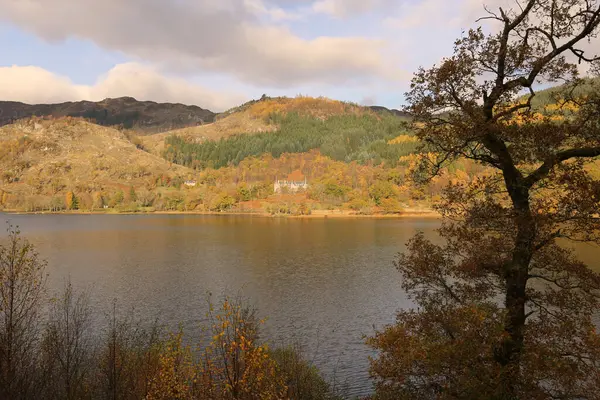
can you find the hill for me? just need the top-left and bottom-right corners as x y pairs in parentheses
(0, 97), (216, 134)
(368, 106), (411, 119)
(518, 77), (600, 108)
(150, 96), (419, 169)
(140, 95), (408, 157)
(0, 117), (194, 211)
(140, 102), (278, 155)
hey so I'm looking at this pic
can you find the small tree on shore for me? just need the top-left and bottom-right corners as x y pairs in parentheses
(370, 1), (600, 399)
(65, 191), (79, 211)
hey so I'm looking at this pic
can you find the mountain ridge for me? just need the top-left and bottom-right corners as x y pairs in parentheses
(0, 96), (411, 136)
(0, 97), (217, 134)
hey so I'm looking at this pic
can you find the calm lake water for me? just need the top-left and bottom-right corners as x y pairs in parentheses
(0, 214), (598, 397)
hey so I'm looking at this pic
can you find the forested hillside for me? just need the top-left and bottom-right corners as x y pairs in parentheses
(163, 112), (418, 169)
(159, 96), (418, 169)
(522, 77), (600, 108)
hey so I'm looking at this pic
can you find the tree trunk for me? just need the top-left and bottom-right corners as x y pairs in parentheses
(495, 181), (535, 399)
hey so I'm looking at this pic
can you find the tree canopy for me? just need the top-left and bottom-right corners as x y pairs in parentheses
(370, 1), (600, 399)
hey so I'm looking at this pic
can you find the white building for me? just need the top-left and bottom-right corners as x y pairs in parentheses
(274, 170), (308, 193)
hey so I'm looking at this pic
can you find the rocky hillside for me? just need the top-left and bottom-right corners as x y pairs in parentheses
(0, 117), (195, 211)
(0, 97), (216, 134)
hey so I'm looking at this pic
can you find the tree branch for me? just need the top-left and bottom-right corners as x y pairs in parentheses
(524, 146), (600, 187)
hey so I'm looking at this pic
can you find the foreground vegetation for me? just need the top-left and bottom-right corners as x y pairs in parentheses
(0, 225), (340, 400)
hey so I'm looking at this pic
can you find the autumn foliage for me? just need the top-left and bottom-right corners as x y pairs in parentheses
(246, 96), (368, 121)
(369, 1), (600, 399)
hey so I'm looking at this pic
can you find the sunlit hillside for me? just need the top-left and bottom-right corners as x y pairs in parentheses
(156, 96), (417, 170)
(0, 117), (194, 211)
(2, 82), (597, 215)
(139, 95), (385, 156)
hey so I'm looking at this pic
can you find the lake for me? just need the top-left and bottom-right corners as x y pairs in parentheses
(0, 214), (598, 397)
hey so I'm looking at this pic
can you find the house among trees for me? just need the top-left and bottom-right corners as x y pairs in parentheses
(184, 180), (197, 187)
(274, 170), (308, 193)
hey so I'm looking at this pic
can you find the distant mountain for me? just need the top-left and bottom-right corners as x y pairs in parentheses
(368, 106), (411, 119)
(0, 97), (216, 134)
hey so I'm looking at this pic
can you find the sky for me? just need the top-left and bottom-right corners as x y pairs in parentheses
(0, 0), (508, 111)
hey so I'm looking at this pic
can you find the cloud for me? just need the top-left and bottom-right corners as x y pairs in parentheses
(311, 0), (396, 17)
(383, 0), (516, 31)
(0, 0), (389, 87)
(243, 0), (303, 20)
(0, 63), (247, 111)
(385, 0), (463, 30)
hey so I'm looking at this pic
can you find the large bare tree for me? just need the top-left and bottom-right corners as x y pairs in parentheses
(370, 1), (600, 399)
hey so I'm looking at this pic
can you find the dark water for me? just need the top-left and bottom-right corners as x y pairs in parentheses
(0, 214), (598, 397)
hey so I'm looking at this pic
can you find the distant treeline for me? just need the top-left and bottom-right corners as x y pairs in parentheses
(162, 112), (420, 169)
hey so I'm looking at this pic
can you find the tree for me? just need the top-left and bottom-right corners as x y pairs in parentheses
(136, 189), (156, 208)
(65, 191), (79, 211)
(271, 346), (339, 400)
(110, 190), (124, 208)
(0, 224), (47, 399)
(370, 2), (600, 399)
(369, 181), (397, 206)
(236, 183), (252, 202)
(40, 281), (92, 400)
(128, 186), (137, 204)
(210, 193), (236, 212)
(97, 303), (162, 400)
(196, 296), (288, 400)
(50, 196), (66, 212)
(92, 192), (105, 209)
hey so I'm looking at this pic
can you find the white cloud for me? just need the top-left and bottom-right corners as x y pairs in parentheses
(385, 0), (463, 30)
(0, 66), (87, 104)
(0, 0), (389, 87)
(243, 0), (303, 20)
(0, 63), (247, 111)
(383, 0), (517, 31)
(311, 0), (396, 17)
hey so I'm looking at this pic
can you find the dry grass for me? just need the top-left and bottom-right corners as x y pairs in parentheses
(140, 110), (275, 155)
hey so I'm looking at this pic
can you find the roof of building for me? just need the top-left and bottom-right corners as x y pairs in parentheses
(286, 169), (305, 182)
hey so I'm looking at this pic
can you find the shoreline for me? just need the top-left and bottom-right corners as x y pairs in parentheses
(1, 208), (441, 219)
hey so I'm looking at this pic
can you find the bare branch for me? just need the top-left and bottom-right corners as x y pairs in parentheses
(493, 87), (536, 121)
